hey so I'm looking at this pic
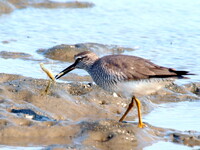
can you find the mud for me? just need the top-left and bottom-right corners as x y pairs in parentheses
(0, 1), (14, 15)
(0, 73), (200, 149)
(0, 0), (94, 15)
(37, 43), (136, 62)
(0, 51), (32, 60)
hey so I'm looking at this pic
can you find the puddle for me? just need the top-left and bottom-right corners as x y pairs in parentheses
(0, 145), (43, 150)
(144, 101), (200, 131)
(145, 141), (199, 150)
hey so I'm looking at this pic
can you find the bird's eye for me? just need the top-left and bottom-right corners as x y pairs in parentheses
(76, 58), (82, 61)
(75, 57), (84, 64)
(76, 56), (87, 62)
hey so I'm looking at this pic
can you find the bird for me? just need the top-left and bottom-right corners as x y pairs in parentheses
(55, 51), (194, 128)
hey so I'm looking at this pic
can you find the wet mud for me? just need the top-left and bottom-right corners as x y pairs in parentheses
(0, 0), (94, 15)
(0, 51), (32, 60)
(0, 43), (135, 62)
(0, 73), (200, 149)
(1, 0), (200, 148)
(37, 43), (136, 62)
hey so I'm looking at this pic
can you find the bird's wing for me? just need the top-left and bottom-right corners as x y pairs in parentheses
(100, 55), (188, 80)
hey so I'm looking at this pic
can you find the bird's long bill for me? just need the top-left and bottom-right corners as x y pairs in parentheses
(55, 63), (76, 80)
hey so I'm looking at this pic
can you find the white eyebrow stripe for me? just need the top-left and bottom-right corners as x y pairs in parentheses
(75, 55), (87, 60)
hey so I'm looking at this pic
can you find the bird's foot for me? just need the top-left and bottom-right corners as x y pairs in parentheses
(138, 122), (147, 128)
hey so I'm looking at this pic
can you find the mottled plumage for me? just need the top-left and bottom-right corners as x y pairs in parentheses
(55, 51), (193, 128)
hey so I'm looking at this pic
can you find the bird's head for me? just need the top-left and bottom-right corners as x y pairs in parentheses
(55, 51), (99, 80)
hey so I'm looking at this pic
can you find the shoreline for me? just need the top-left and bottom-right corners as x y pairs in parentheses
(0, 73), (200, 149)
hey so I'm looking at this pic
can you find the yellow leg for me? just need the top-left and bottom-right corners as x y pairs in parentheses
(119, 96), (146, 128)
(119, 97), (134, 122)
(134, 97), (146, 128)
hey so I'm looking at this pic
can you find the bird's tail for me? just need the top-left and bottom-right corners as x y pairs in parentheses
(169, 68), (195, 79)
(149, 68), (195, 79)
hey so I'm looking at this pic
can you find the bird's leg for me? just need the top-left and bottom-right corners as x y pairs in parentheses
(133, 96), (146, 128)
(119, 97), (134, 122)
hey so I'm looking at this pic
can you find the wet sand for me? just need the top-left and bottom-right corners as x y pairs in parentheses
(0, 72), (200, 149)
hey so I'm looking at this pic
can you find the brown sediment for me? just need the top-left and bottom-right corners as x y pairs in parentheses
(184, 82), (200, 96)
(37, 43), (136, 62)
(0, 1), (14, 15)
(59, 73), (92, 82)
(0, 0), (94, 16)
(0, 73), (200, 149)
(0, 51), (32, 60)
(0, 43), (135, 62)
(31, 1), (94, 9)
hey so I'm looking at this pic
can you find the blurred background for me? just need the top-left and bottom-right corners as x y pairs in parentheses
(0, 0), (200, 149)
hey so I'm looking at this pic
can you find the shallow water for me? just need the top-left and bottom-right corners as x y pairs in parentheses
(0, 145), (43, 150)
(144, 141), (196, 150)
(144, 101), (200, 131)
(0, 0), (200, 149)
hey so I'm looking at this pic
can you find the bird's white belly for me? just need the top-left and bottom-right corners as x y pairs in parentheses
(112, 78), (174, 98)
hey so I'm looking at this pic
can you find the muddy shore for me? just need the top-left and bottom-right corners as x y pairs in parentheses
(0, 72), (200, 149)
(1, 0), (200, 149)
(0, 0), (94, 15)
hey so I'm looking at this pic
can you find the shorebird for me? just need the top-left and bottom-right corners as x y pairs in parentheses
(55, 51), (193, 128)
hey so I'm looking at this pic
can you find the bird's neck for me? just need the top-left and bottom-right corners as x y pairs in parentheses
(85, 59), (99, 72)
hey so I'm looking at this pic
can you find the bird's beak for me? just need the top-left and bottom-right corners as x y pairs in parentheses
(55, 63), (76, 80)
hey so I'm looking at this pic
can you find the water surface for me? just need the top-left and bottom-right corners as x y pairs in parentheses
(0, 0), (200, 149)
(144, 101), (200, 131)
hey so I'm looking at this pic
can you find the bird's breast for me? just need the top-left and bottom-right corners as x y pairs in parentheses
(110, 78), (174, 98)
(98, 79), (174, 98)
